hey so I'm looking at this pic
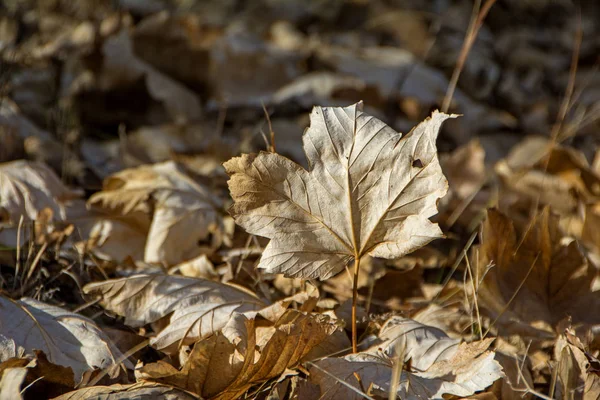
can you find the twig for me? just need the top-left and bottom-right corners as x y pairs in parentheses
(441, 0), (497, 113)
(483, 252), (540, 338)
(305, 361), (375, 400)
(432, 229), (478, 304)
(351, 257), (361, 353)
(550, 7), (583, 141)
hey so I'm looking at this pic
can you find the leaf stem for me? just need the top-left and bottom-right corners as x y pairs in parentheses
(351, 256), (361, 353)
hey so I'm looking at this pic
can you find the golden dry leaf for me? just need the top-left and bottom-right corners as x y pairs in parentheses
(83, 274), (266, 353)
(0, 296), (124, 383)
(475, 208), (600, 331)
(491, 352), (534, 400)
(225, 102), (454, 279)
(137, 310), (339, 399)
(88, 161), (224, 265)
(309, 317), (503, 400)
(553, 328), (600, 400)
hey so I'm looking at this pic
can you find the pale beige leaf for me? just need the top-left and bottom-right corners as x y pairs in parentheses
(368, 316), (460, 371)
(51, 382), (199, 400)
(88, 161), (224, 265)
(0, 296), (124, 383)
(310, 318), (503, 400)
(225, 103), (454, 279)
(83, 274), (266, 353)
(0, 160), (77, 225)
(81, 217), (147, 262)
(0, 367), (27, 400)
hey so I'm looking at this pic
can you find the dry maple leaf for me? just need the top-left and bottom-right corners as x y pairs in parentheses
(308, 317), (503, 400)
(475, 208), (600, 332)
(224, 102), (455, 279)
(0, 296), (125, 383)
(83, 274), (266, 353)
(137, 310), (339, 400)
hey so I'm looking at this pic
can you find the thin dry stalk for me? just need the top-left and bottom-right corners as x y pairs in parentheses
(441, 0), (497, 113)
(483, 252), (541, 338)
(351, 256), (361, 353)
(550, 8), (583, 141)
(21, 242), (48, 295)
(13, 214), (24, 290)
(513, 9), (583, 254)
(464, 253), (483, 340)
(433, 229), (478, 304)
(86, 338), (151, 387)
(261, 102), (276, 153)
(389, 334), (407, 400)
(305, 360), (375, 400)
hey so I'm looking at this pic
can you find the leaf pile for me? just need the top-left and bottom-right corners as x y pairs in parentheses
(1, 1), (600, 399)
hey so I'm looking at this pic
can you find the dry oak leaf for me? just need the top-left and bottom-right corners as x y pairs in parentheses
(51, 382), (199, 400)
(309, 317), (503, 400)
(0, 296), (125, 383)
(137, 310), (338, 400)
(88, 161), (224, 265)
(83, 274), (266, 353)
(475, 208), (600, 331)
(225, 102), (455, 279)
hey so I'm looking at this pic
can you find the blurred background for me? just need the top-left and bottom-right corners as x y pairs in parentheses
(1, 0), (598, 190)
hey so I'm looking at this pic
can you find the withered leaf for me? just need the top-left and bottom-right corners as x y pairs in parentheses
(0, 296), (124, 383)
(138, 310), (339, 400)
(225, 102), (454, 279)
(475, 208), (600, 330)
(83, 274), (266, 353)
(51, 382), (199, 400)
(88, 161), (224, 265)
(309, 317), (503, 400)
(0, 160), (77, 225)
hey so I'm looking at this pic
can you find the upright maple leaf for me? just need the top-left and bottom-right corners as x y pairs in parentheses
(225, 102), (454, 280)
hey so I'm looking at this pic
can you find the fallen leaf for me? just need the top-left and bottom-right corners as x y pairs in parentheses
(309, 337), (502, 400)
(88, 161), (225, 265)
(309, 316), (502, 399)
(496, 137), (600, 216)
(474, 208), (600, 331)
(553, 327), (600, 400)
(369, 317), (460, 371)
(225, 102), (454, 279)
(83, 274), (266, 352)
(0, 160), (77, 225)
(138, 310), (339, 399)
(0, 351), (75, 399)
(0, 296), (124, 383)
(0, 367), (26, 400)
(51, 382), (199, 400)
(100, 30), (202, 123)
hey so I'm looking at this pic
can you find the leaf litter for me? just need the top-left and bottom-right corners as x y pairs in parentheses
(1, 1), (599, 399)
